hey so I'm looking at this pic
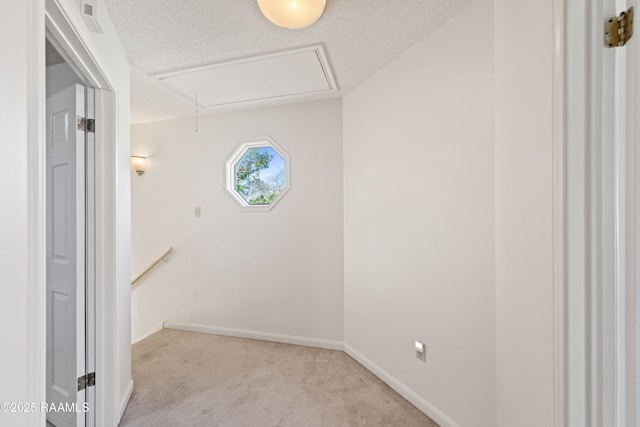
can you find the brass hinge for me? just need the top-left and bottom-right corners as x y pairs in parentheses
(76, 116), (96, 133)
(77, 372), (96, 391)
(606, 6), (634, 47)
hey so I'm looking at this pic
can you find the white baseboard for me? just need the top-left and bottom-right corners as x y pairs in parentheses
(163, 322), (344, 351)
(344, 343), (460, 427)
(132, 322), (164, 345)
(118, 379), (134, 423)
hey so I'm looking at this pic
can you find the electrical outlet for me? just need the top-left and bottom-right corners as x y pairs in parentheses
(415, 340), (426, 362)
(195, 207), (201, 218)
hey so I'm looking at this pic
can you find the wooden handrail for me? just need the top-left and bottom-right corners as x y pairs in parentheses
(131, 247), (173, 287)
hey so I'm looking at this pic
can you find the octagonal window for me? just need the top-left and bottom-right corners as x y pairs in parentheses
(226, 138), (290, 210)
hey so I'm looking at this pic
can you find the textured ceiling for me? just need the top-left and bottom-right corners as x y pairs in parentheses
(104, 0), (472, 124)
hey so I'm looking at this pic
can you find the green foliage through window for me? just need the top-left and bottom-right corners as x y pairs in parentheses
(233, 147), (286, 205)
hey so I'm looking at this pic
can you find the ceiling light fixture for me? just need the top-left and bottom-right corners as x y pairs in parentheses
(257, 0), (326, 29)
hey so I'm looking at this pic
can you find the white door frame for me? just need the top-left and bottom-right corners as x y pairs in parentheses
(566, 0), (639, 425)
(549, 0), (639, 425)
(30, 0), (121, 426)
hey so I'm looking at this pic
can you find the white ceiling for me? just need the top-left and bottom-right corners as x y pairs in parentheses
(104, 0), (472, 124)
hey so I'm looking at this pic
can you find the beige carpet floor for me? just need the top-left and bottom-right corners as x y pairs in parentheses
(120, 329), (439, 427)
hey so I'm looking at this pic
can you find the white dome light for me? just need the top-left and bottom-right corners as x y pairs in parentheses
(257, 0), (327, 29)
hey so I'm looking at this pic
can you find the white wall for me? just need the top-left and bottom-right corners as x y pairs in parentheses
(130, 99), (344, 344)
(494, 0), (556, 426)
(0, 2), (34, 425)
(343, 1), (495, 426)
(0, 0), (131, 425)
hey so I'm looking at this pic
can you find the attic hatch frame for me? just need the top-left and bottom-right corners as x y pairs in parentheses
(151, 44), (339, 111)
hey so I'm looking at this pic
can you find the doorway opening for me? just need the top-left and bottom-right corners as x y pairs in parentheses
(45, 38), (97, 427)
(37, 2), (125, 425)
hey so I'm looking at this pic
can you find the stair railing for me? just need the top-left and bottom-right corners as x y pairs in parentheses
(131, 246), (173, 287)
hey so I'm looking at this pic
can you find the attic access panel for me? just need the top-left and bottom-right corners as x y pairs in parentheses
(152, 45), (337, 109)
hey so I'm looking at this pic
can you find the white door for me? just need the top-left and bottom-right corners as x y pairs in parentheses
(46, 84), (87, 427)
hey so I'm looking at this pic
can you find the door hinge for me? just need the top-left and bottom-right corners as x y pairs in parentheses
(76, 116), (96, 133)
(77, 372), (96, 391)
(606, 6), (634, 47)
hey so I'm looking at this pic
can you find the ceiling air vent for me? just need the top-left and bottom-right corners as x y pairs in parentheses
(151, 45), (338, 110)
(80, 0), (103, 33)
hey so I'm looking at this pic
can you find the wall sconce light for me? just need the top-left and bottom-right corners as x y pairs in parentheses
(257, 0), (326, 29)
(130, 156), (147, 176)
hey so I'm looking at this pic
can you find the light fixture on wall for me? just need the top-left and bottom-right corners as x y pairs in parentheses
(130, 156), (147, 176)
(257, 0), (326, 29)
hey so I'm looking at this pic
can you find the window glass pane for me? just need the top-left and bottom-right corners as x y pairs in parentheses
(233, 146), (286, 206)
